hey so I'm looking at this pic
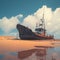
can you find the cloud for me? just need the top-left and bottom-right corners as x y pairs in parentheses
(22, 15), (38, 31)
(16, 14), (23, 19)
(23, 5), (53, 31)
(0, 14), (23, 33)
(23, 5), (60, 39)
(0, 5), (60, 39)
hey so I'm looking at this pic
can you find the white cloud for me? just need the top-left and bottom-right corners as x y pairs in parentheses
(23, 5), (60, 39)
(22, 15), (38, 31)
(16, 14), (23, 19)
(0, 5), (60, 39)
(0, 14), (23, 33)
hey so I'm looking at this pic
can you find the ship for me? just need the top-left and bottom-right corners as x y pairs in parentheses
(16, 12), (54, 40)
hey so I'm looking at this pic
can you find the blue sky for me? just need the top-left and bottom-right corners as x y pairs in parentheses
(0, 0), (60, 18)
(0, 0), (60, 39)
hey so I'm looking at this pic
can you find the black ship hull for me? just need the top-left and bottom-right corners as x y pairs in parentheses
(16, 24), (53, 40)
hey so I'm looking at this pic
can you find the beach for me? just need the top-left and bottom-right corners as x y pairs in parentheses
(0, 36), (60, 60)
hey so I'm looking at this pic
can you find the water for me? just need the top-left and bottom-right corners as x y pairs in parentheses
(0, 37), (60, 60)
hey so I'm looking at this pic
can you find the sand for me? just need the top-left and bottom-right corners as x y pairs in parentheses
(0, 36), (60, 52)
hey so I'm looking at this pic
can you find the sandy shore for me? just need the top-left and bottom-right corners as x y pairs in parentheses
(0, 36), (60, 52)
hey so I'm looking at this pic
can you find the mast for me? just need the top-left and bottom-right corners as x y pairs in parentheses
(39, 6), (46, 36)
(42, 11), (46, 36)
(35, 6), (46, 36)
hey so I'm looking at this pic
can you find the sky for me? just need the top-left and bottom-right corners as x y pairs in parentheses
(0, 0), (60, 18)
(0, 0), (60, 39)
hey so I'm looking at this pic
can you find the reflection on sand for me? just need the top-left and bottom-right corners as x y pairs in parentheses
(18, 46), (57, 60)
(18, 49), (36, 59)
(0, 36), (60, 60)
